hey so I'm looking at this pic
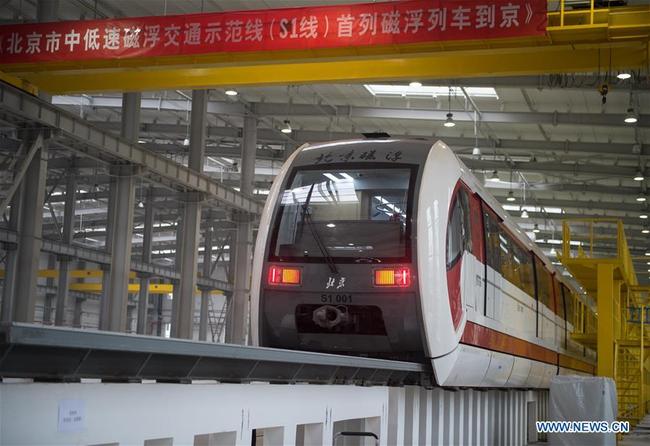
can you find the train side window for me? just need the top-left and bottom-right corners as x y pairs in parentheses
(534, 257), (553, 310)
(554, 279), (564, 319)
(495, 224), (534, 297)
(483, 209), (501, 272)
(459, 189), (472, 253)
(563, 284), (575, 324)
(446, 189), (471, 268)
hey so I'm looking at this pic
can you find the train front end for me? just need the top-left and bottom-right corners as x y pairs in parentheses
(250, 140), (431, 360)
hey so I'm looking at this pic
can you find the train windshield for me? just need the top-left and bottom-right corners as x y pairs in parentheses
(270, 166), (414, 262)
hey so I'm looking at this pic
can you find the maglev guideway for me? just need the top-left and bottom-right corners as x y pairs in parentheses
(0, 323), (430, 385)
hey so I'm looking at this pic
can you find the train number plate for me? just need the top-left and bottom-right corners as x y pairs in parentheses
(320, 294), (353, 304)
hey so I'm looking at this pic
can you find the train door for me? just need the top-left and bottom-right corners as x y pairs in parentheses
(533, 256), (555, 345)
(465, 191), (485, 313)
(481, 205), (502, 320)
(448, 185), (484, 316)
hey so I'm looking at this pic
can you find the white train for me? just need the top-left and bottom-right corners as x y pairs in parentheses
(251, 139), (595, 387)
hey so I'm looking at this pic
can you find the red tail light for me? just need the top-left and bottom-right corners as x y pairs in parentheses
(374, 267), (411, 287)
(268, 266), (301, 285)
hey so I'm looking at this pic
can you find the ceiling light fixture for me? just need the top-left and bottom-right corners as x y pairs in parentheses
(488, 170), (500, 182)
(550, 247), (557, 256)
(642, 227), (650, 234)
(409, 81), (422, 88)
(640, 214), (649, 219)
(625, 108), (639, 124)
(137, 200), (145, 208)
(617, 72), (631, 80)
(444, 112), (455, 127)
(634, 170), (645, 181)
(533, 223), (540, 233)
(183, 137), (190, 146)
(506, 190), (516, 202)
(637, 194), (647, 202)
(225, 89), (238, 96)
(281, 120), (292, 134)
(443, 87), (455, 127)
(521, 209), (529, 219)
(471, 110), (480, 157)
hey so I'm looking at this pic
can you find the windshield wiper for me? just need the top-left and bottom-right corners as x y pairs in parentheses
(354, 257), (382, 264)
(301, 183), (339, 275)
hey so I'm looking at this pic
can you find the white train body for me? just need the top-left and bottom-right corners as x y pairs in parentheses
(251, 139), (595, 387)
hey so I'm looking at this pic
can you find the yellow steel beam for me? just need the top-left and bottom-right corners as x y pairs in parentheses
(27, 269), (137, 279)
(2, 5), (647, 93)
(0, 269), (223, 295)
(70, 282), (223, 295)
(0, 71), (38, 96)
(598, 263), (616, 378)
(15, 42), (648, 94)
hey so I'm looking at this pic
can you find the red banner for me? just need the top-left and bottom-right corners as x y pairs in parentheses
(0, 0), (546, 65)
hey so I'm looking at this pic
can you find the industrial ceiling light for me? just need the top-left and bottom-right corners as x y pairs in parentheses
(225, 89), (238, 96)
(625, 108), (639, 124)
(634, 170), (645, 181)
(506, 190), (516, 202)
(183, 137), (190, 146)
(642, 227), (650, 234)
(550, 247), (557, 256)
(617, 72), (631, 80)
(409, 81), (422, 88)
(281, 120), (292, 134)
(487, 170), (500, 182)
(137, 200), (145, 208)
(637, 194), (647, 202)
(443, 112), (455, 127)
(533, 223), (540, 233)
(521, 209), (529, 219)
(641, 214), (649, 219)
(472, 146), (481, 156)
(443, 87), (455, 127)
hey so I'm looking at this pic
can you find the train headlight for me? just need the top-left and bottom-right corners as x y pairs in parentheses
(374, 267), (411, 287)
(268, 265), (302, 285)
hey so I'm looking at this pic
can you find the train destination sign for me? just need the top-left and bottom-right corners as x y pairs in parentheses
(0, 0), (547, 65)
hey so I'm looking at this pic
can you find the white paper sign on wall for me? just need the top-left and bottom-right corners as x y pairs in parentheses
(58, 399), (85, 433)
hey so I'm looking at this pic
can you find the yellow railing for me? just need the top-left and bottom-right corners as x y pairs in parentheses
(560, 218), (648, 428)
(553, 0), (597, 27)
(561, 218), (637, 285)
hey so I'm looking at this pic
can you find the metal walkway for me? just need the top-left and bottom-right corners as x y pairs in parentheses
(0, 323), (429, 385)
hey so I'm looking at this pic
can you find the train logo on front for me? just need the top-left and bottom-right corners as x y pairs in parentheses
(326, 277), (346, 289)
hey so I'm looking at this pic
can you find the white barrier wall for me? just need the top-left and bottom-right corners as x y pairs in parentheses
(0, 382), (547, 446)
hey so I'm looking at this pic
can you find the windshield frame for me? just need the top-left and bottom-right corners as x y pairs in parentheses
(267, 162), (418, 264)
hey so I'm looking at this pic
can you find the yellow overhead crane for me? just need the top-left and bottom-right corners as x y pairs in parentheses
(0, 2), (648, 94)
(0, 269), (225, 295)
(559, 218), (650, 427)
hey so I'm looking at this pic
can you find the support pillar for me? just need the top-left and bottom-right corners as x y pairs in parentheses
(172, 89), (207, 340)
(226, 114), (256, 345)
(55, 171), (76, 326)
(72, 297), (83, 328)
(43, 255), (56, 324)
(136, 187), (154, 334)
(13, 131), (47, 323)
(100, 92), (139, 332)
(199, 213), (213, 341)
(170, 218), (183, 337)
(597, 263), (615, 378)
(0, 195), (19, 323)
